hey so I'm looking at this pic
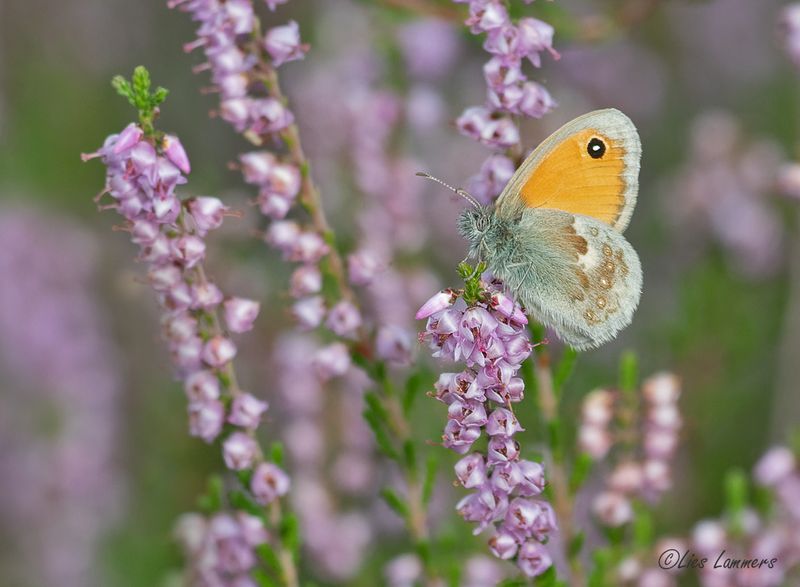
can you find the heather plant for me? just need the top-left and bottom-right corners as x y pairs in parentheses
(3, 1), (800, 587)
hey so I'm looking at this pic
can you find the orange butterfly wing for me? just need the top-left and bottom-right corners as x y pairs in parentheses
(496, 109), (641, 233)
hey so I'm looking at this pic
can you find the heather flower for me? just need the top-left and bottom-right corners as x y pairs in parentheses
(223, 432), (260, 470)
(326, 300), (362, 338)
(290, 264), (322, 297)
(224, 297), (260, 333)
(420, 278), (554, 570)
(312, 342), (352, 380)
(347, 250), (383, 286)
(292, 295), (326, 330)
(188, 399), (226, 443)
(251, 462), (291, 505)
(175, 511), (267, 585)
(264, 21), (309, 67)
(375, 325), (413, 364)
(228, 393), (269, 429)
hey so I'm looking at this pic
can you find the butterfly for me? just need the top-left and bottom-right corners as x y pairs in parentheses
(421, 109), (643, 351)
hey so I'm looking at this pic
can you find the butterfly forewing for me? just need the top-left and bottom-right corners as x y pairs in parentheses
(495, 109), (641, 233)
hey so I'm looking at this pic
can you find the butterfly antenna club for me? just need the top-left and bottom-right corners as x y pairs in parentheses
(416, 171), (481, 209)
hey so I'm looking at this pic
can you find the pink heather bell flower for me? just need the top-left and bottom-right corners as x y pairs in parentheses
(263, 21), (309, 67)
(251, 462), (290, 504)
(185, 370), (222, 401)
(289, 265), (322, 297)
(187, 197), (227, 235)
(292, 296), (326, 330)
(224, 297), (260, 333)
(326, 300), (362, 338)
(517, 541), (552, 577)
(312, 342), (351, 381)
(113, 123), (144, 154)
(348, 250), (383, 286)
(188, 399), (226, 443)
(228, 393), (268, 429)
(415, 289), (457, 319)
(163, 134), (191, 174)
(375, 325), (412, 364)
(456, 106), (519, 149)
(223, 432), (259, 470)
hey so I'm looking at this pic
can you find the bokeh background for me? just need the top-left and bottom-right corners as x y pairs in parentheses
(1, 0), (799, 585)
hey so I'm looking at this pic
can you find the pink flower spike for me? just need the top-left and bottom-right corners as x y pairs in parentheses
(113, 123), (143, 154)
(228, 393), (269, 429)
(416, 289), (456, 320)
(224, 297), (260, 333)
(163, 134), (191, 174)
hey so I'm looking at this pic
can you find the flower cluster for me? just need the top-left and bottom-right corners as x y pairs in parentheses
(418, 281), (556, 577)
(84, 121), (290, 504)
(175, 511), (269, 586)
(170, 0), (306, 139)
(579, 373), (682, 527)
(685, 446), (800, 587)
(453, 0), (558, 202)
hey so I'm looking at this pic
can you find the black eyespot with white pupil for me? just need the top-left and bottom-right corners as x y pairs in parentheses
(587, 137), (606, 159)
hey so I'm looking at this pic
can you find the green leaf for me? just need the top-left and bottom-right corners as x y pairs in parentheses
(403, 370), (427, 416)
(570, 453), (593, 493)
(553, 346), (578, 396)
(568, 531), (585, 559)
(110, 75), (135, 107)
(229, 490), (263, 516)
(403, 440), (417, 471)
(252, 568), (280, 587)
(279, 513), (301, 556)
(197, 474), (224, 513)
(725, 468), (748, 535)
(364, 391), (390, 423)
(618, 351), (638, 395)
(415, 538), (431, 566)
(256, 543), (282, 575)
(632, 503), (654, 548)
(380, 487), (409, 519)
(270, 442), (285, 467)
(536, 565), (558, 587)
(422, 454), (437, 506)
(362, 407), (399, 460)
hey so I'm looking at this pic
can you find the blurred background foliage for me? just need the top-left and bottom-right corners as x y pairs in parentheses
(1, 0), (799, 585)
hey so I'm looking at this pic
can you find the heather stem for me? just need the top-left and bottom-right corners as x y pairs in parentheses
(533, 347), (586, 587)
(269, 500), (300, 587)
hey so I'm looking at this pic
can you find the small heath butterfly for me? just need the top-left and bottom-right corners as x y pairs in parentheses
(421, 109), (643, 350)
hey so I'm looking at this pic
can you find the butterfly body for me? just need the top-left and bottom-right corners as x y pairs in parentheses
(456, 108), (643, 350)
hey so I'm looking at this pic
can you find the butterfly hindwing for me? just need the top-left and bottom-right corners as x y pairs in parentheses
(495, 109), (641, 233)
(487, 208), (642, 350)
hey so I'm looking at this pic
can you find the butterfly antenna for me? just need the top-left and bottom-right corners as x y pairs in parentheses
(416, 172), (481, 209)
